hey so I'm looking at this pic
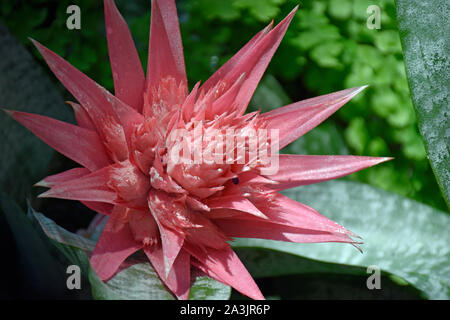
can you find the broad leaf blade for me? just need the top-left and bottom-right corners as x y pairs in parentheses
(89, 263), (232, 300)
(0, 194), (68, 298)
(396, 0), (450, 207)
(32, 209), (231, 300)
(189, 276), (231, 300)
(89, 262), (175, 300)
(234, 248), (366, 278)
(232, 181), (450, 299)
(33, 211), (96, 252)
(32, 210), (94, 275)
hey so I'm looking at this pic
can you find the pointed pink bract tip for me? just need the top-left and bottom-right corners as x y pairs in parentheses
(29, 38), (47, 56)
(349, 85), (369, 97)
(2, 109), (15, 117)
(374, 157), (394, 164)
(37, 190), (52, 198)
(286, 6), (299, 20)
(287, 5), (299, 16)
(29, 38), (49, 57)
(65, 101), (81, 111)
(357, 84), (369, 92)
(34, 179), (50, 188)
(264, 20), (274, 34)
(29, 37), (41, 48)
(352, 243), (364, 254)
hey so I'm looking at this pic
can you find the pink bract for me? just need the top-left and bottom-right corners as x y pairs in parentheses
(5, 0), (391, 300)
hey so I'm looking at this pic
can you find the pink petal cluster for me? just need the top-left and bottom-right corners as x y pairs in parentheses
(5, 0), (390, 299)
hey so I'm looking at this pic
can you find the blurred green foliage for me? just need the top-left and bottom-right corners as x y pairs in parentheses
(0, 0), (446, 210)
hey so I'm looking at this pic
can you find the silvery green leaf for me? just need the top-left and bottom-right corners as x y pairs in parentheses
(233, 180), (450, 299)
(31, 208), (231, 300)
(396, 0), (450, 207)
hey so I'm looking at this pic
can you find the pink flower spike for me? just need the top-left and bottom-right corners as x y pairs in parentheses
(207, 195), (269, 219)
(181, 81), (201, 122)
(90, 217), (143, 281)
(266, 155), (393, 190)
(38, 167), (117, 204)
(35, 167), (90, 188)
(230, 6), (299, 115)
(146, 0), (187, 98)
(4, 110), (110, 171)
(30, 39), (133, 161)
(215, 218), (355, 244)
(104, 0), (145, 111)
(201, 21), (273, 93)
(144, 245), (191, 300)
(82, 201), (114, 216)
(30, 39), (121, 126)
(253, 193), (357, 237)
(66, 102), (96, 131)
(156, 221), (185, 278)
(209, 73), (246, 117)
(187, 244), (265, 300)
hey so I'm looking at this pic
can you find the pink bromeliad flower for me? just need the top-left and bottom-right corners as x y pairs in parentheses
(5, 0), (391, 299)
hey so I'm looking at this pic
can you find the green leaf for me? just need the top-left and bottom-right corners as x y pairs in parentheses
(89, 262), (176, 300)
(0, 193), (68, 297)
(292, 25), (341, 51)
(32, 210), (94, 275)
(249, 75), (291, 112)
(188, 276), (232, 300)
(327, 0), (352, 20)
(370, 86), (400, 118)
(367, 137), (389, 157)
(374, 30), (402, 54)
(352, 0), (375, 20)
(356, 45), (384, 71)
(287, 122), (349, 156)
(234, 247), (367, 278)
(396, 0), (450, 207)
(233, 0), (286, 22)
(344, 62), (374, 88)
(232, 180), (450, 299)
(345, 117), (369, 153)
(196, 0), (240, 21)
(310, 41), (344, 68)
(90, 264), (231, 300)
(33, 211), (96, 252)
(31, 209), (231, 300)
